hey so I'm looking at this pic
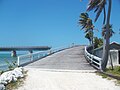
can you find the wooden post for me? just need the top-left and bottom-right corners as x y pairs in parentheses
(29, 50), (33, 61)
(17, 57), (20, 66)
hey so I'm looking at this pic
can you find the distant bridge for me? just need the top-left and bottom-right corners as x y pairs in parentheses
(0, 46), (51, 57)
(0, 46), (51, 51)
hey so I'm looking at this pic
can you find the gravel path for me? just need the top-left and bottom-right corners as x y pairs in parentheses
(17, 46), (120, 90)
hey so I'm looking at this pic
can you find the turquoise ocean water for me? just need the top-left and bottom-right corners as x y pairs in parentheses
(0, 51), (47, 71)
(0, 53), (21, 71)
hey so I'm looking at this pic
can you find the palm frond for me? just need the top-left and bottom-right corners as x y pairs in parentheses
(103, 6), (106, 24)
(79, 12), (94, 34)
(87, 0), (106, 23)
(102, 24), (114, 38)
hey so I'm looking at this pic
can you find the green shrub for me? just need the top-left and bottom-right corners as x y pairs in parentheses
(5, 59), (17, 70)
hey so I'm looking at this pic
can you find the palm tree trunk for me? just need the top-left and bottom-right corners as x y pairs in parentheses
(110, 52), (114, 70)
(101, 0), (112, 71)
(92, 30), (94, 54)
(89, 40), (92, 45)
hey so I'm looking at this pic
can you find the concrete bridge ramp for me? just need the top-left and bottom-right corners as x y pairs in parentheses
(25, 46), (95, 71)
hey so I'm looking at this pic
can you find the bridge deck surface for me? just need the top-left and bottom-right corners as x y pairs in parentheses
(25, 46), (94, 70)
(18, 46), (120, 90)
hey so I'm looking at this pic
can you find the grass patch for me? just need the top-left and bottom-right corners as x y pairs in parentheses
(96, 72), (120, 86)
(114, 80), (120, 86)
(5, 78), (24, 90)
(96, 72), (108, 78)
(5, 70), (28, 90)
(96, 66), (120, 86)
(105, 66), (120, 77)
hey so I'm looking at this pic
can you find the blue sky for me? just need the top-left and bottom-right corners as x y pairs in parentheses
(0, 0), (119, 48)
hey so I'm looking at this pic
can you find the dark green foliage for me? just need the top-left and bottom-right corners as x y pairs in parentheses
(102, 24), (114, 38)
(94, 37), (103, 48)
(79, 13), (94, 33)
(87, 0), (106, 23)
(85, 31), (93, 44)
(79, 12), (94, 45)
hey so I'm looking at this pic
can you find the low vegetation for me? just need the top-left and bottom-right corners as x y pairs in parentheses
(5, 59), (18, 70)
(106, 66), (120, 77)
(97, 66), (120, 85)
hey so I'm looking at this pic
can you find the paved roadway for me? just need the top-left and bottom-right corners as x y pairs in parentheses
(25, 46), (94, 70)
(17, 46), (120, 90)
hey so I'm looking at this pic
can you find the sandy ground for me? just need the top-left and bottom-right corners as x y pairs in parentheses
(17, 68), (120, 90)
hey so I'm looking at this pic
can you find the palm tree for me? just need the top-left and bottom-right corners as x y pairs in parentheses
(102, 24), (114, 38)
(85, 31), (93, 45)
(86, 0), (112, 71)
(79, 13), (94, 45)
(94, 37), (103, 48)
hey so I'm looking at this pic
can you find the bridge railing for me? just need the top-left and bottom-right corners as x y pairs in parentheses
(84, 46), (102, 70)
(17, 51), (48, 66)
(17, 45), (74, 66)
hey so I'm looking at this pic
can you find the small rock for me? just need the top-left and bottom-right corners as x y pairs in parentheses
(0, 84), (5, 90)
(0, 79), (7, 85)
(0, 71), (17, 84)
(13, 69), (24, 78)
(0, 67), (24, 85)
(14, 67), (23, 72)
